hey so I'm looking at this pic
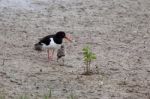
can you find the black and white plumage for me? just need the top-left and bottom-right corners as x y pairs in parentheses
(34, 31), (72, 61)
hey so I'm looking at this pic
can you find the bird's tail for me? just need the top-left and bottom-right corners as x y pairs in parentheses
(34, 43), (43, 51)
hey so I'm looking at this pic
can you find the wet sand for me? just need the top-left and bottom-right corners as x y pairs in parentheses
(0, 0), (150, 99)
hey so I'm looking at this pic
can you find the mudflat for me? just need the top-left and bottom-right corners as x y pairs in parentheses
(0, 0), (150, 99)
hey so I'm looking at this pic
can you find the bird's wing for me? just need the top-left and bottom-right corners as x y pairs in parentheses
(39, 35), (54, 45)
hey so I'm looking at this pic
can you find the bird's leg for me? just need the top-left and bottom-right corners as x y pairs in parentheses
(47, 49), (55, 61)
(47, 49), (52, 61)
(51, 49), (55, 59)
(47, 49), (50, 60)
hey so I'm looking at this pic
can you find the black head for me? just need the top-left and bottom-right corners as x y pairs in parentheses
(55, 31), (66, 38)
(54, 31), (72, 44)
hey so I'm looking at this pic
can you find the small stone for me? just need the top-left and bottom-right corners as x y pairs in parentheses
(40, 69), (42, 72)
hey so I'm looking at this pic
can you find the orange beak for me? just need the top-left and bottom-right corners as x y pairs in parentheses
(64, 35), (72, 42)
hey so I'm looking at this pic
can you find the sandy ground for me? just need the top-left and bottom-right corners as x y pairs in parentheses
(0, 0), (150, 99)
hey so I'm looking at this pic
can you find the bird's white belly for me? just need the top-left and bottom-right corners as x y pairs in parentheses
(42, 38), (61, 49)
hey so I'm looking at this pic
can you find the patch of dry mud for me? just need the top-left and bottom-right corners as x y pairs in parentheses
(0, 0), (150, 99)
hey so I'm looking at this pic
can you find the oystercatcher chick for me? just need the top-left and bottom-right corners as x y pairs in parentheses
(57, 45), (65, 61)
(34, 31), (72, 61)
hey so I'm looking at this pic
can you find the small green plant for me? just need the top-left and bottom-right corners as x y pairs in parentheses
(82, 46), (96, 75)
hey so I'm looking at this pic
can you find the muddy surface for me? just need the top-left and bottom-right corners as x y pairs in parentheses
(0, 0), (150, 99)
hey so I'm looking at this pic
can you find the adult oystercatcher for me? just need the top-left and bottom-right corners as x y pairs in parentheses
(34, 31), (72, 60)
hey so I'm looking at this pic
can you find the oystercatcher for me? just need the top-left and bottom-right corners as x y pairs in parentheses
(34, 31), (72, 60)
(57, 45), (65, 61)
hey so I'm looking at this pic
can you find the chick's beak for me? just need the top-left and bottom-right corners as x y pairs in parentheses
(64, 36), (72, 42)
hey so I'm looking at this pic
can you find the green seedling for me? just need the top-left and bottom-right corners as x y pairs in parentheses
(82, 46), (96, 75)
